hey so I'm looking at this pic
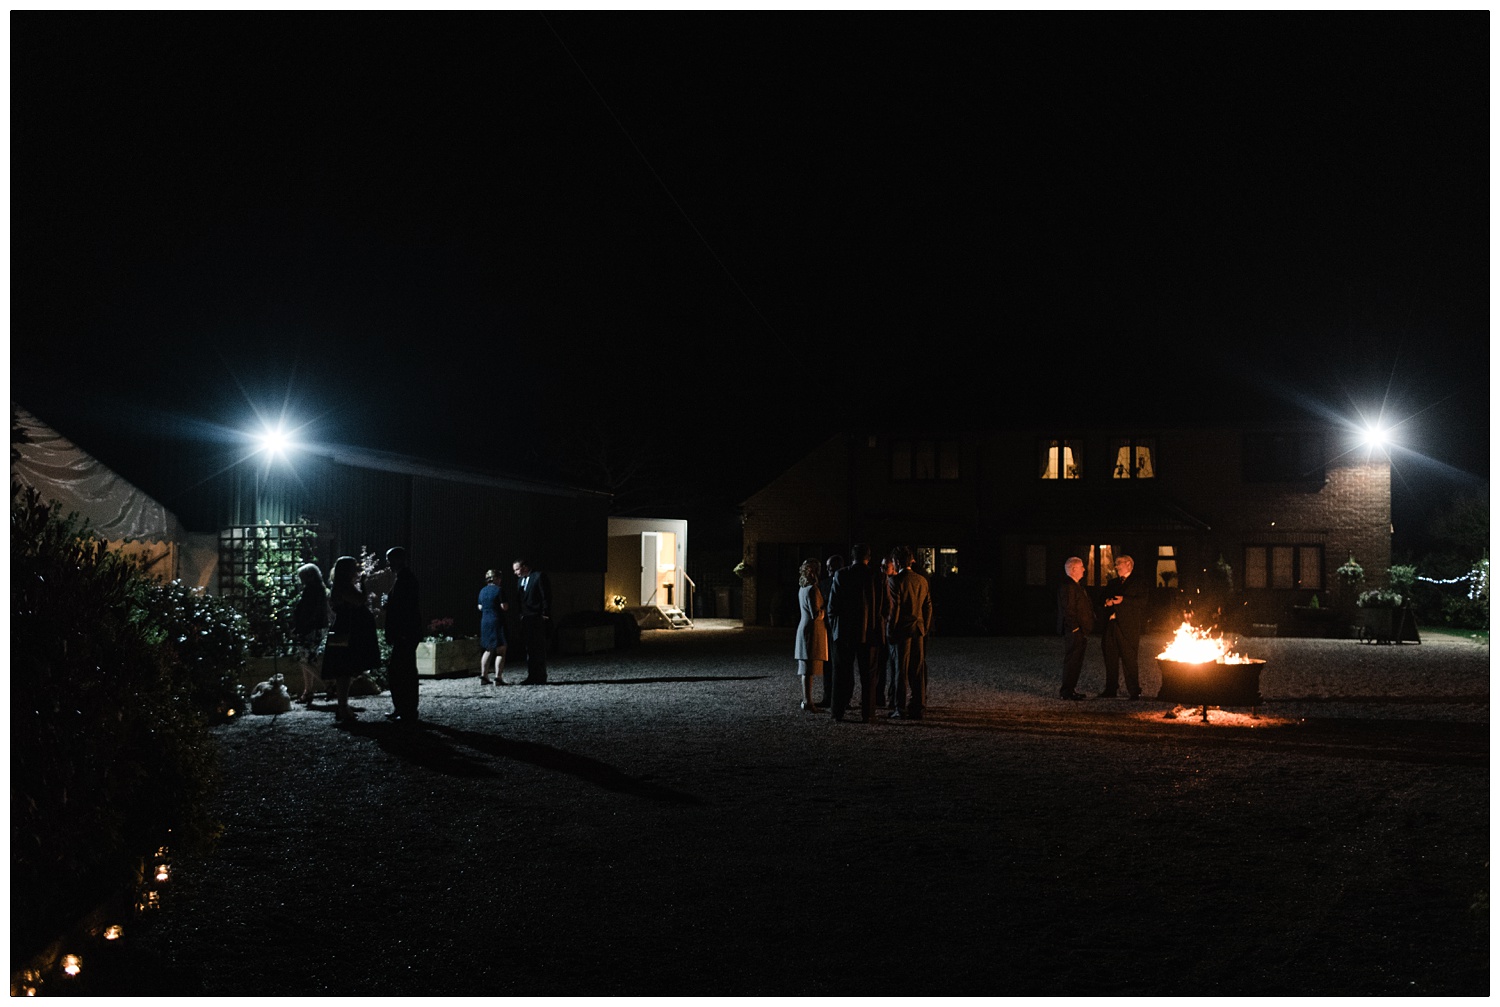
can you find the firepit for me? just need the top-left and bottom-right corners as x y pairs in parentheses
(1155, 621), (1266, 721)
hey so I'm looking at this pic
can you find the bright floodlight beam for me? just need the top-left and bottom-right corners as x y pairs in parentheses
(1362, 423), (1387, 448)
(255, 423), (295, 459)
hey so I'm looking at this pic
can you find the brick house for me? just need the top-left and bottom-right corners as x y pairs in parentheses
(739, 423), (1391, 635)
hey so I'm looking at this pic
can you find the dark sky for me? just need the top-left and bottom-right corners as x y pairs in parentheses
(10, 14), (1490, 530)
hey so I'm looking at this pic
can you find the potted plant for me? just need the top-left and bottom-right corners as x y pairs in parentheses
(1355, 588), (1403, 643)
(415, 617), (481, 677)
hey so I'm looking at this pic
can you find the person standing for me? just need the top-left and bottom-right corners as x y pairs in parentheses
(324, 556), (379, 724)
(384, 546), (422, 723)
(885, 545), (932, 720)
(477, 568), (509, 686)
(1058, 555), (1093, 701)
(818, 553), (843, 706)
(793, 558), (828, 712)
(513, 558), (550, 684)
(291, 562), (331, 705)
(875, 553), (898, 708)
(1100, 554), (1148, 699)
(827, 544), (881, 722)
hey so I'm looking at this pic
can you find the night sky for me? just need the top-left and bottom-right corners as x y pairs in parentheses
(9, 15), (1490, 542)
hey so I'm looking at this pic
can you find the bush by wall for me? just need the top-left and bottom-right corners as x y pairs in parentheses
(10, 487), (245, 962)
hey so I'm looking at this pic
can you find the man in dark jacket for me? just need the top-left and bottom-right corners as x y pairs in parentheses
(1058, 555), (1093, 701)
(886, 545), (933, 720)
(1100, 554), (1149, 699)
(827, 544), (882, 722)
(384, 546), (422, 723)
(513, 558), (550, 684)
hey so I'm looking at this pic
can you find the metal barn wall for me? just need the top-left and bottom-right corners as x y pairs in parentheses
(203, 450), (609, 630)
(411, 475), (610, 638)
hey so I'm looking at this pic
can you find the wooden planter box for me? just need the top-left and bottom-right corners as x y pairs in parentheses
(416, 638), (482, 678)
(1355, 607), (1419, 644)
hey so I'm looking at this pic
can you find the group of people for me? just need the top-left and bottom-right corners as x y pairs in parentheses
(289, 551), (551, 726)
(1057, 553), (1148, 701)
(476, 560), (552, 687)
(793, 543), (933, 722)
(291, 547), (423, 724)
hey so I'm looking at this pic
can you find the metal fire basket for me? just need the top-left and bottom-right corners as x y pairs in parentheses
(1156, 658), (1266, 721)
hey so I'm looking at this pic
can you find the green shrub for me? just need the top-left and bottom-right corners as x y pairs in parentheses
(10, 488), (235, 961)
(138, 578), (251, 721)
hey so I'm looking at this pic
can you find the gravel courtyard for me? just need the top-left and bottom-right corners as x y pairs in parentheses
(132, 625), (1488, 996)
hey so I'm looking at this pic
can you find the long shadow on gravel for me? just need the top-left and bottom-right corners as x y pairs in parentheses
(544, 674), (770, 685)
(340, 719), (501, 778)
(426, 723), (704, 805)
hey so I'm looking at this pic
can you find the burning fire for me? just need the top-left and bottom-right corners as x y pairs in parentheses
(1156, 620), (1252, 664)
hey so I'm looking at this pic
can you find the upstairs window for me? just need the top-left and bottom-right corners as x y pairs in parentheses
(1111, 437), (1156, 479)
(1039, 438), (1083, 479)
(892, 438), (960, 481)
(1244, 432), (1324, 482)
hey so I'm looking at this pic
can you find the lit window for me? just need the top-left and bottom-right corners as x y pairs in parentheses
(1156, 545), (1178, 588)
(1086, 543), (1116, 586)
(1111, 437), (1156, 479)
(1039, 438), (1083, 479)
(912, 546), (959, 577)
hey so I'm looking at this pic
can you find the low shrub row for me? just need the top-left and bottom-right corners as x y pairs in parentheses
(11, 487), (250, 963)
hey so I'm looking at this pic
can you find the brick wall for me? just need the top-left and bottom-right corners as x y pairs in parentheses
(741, 425), (1392, 629)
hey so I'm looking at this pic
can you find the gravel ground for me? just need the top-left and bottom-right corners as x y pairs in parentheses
(125, 624), (1488, 996)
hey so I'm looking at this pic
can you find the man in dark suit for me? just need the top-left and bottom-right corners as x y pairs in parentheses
(827, 544), (882, 722)
(384, 546), (422, 723)
(1100, 554), (1149, 699)
(1058, 555), (1093, 701)
(512, 558), (550, 684)
(885, 545), (933, 720)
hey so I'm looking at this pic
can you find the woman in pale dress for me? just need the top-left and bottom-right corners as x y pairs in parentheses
(793, 558), (828, 713)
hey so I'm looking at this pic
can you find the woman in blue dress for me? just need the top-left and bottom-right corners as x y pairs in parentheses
(477, 568), (509, 685)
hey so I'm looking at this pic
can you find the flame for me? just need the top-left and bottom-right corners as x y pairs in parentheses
(1156, 620), (1254, 664)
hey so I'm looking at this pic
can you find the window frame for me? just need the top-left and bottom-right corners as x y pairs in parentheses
(1109, 435), (1157, 480)
(1038, 436), (1084, 480)
(1243, 543), (1325, 591)
(891, 437), (961, 482)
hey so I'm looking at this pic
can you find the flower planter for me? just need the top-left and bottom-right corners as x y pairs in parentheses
(415, 638), (481, 678)
(1355, 607), (1398, 644)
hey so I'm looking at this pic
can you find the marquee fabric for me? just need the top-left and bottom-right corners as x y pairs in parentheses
(11, 404), (184, 543)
